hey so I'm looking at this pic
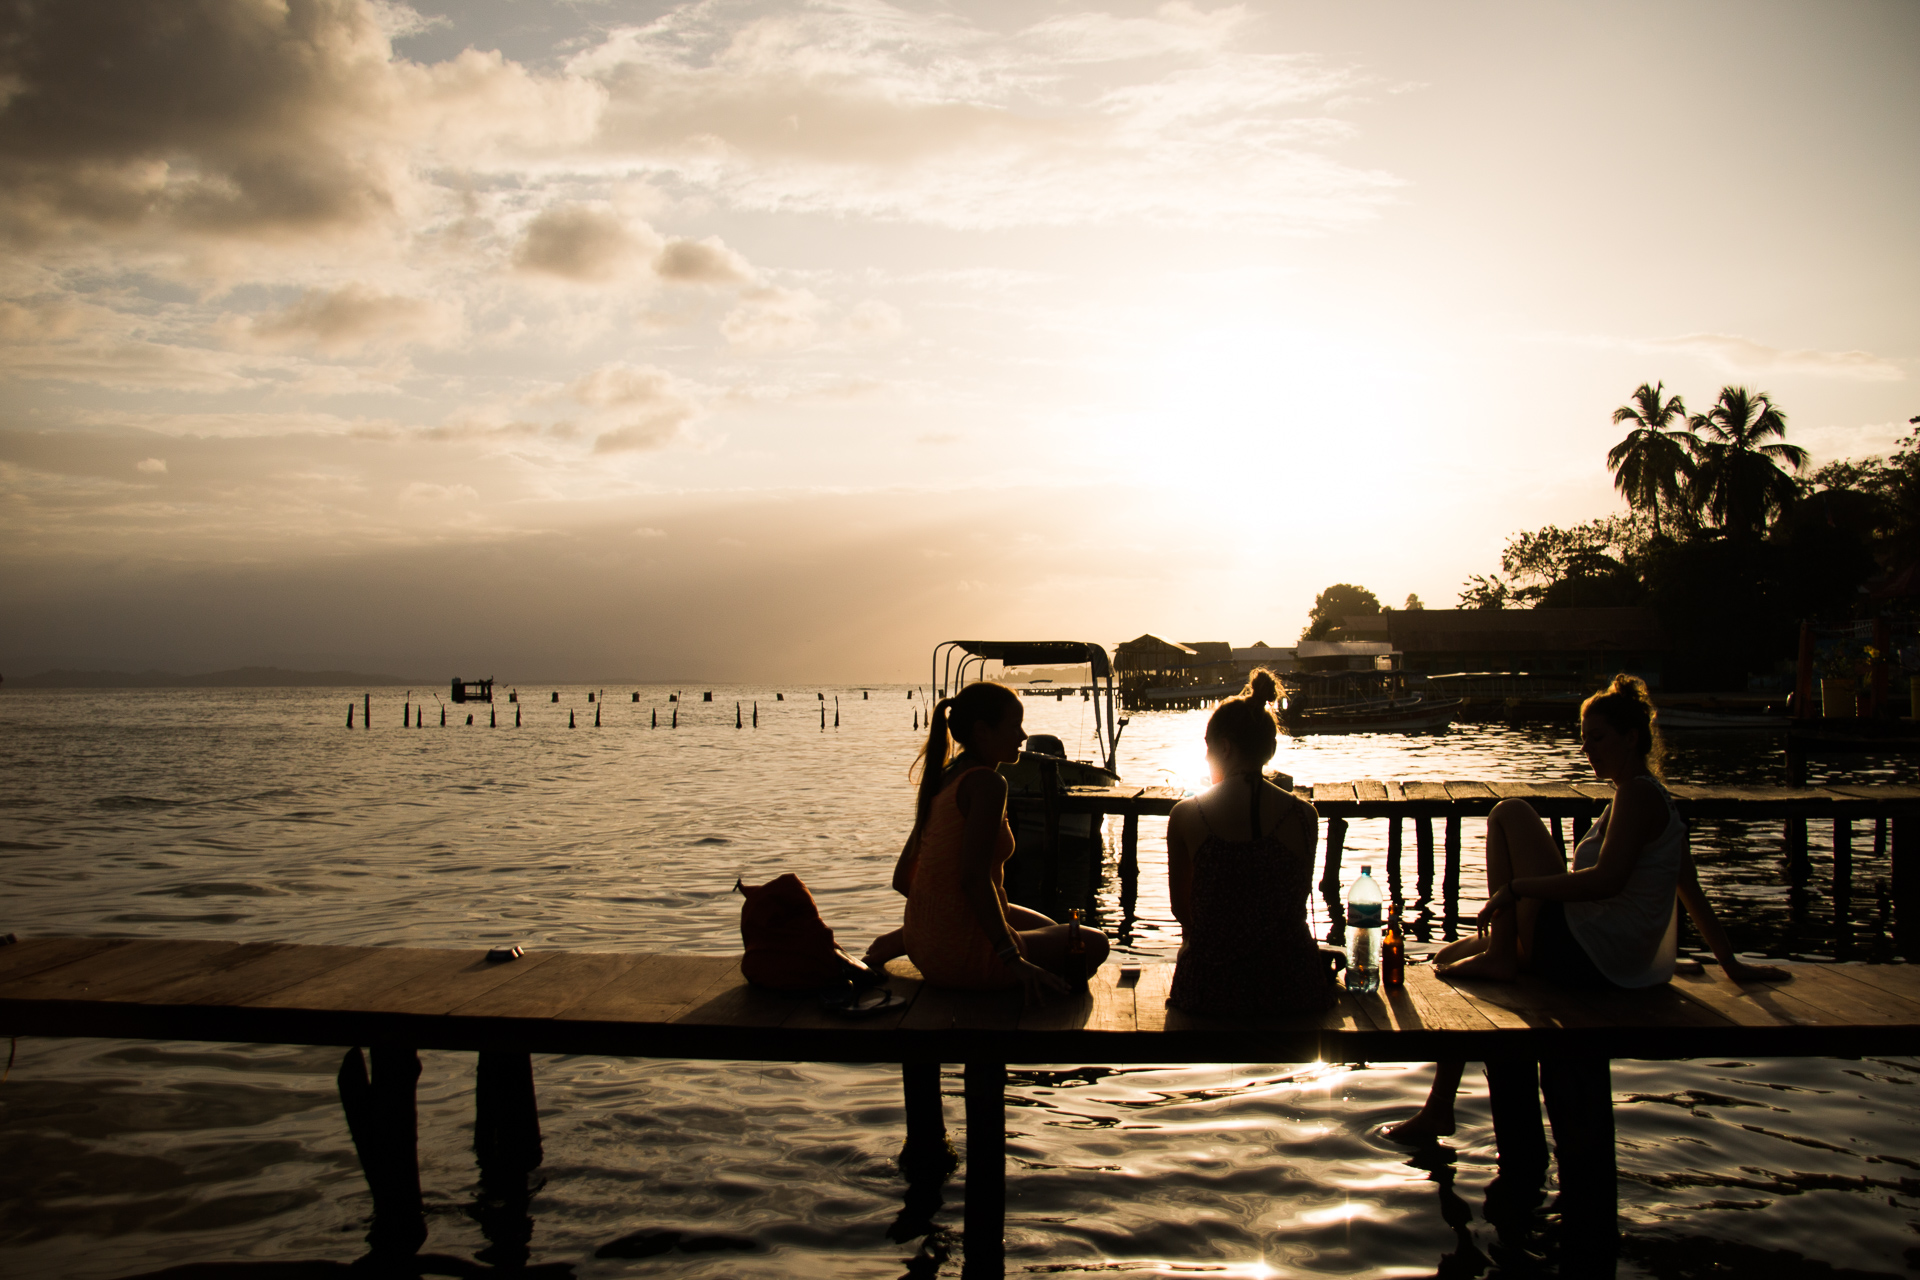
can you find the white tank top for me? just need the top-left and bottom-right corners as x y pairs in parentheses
(1563, 777), (1681, 988)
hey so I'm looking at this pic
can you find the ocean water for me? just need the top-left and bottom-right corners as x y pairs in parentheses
(0, 685), (1916, 1279)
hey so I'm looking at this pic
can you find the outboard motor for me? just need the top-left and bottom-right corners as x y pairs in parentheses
(1024, 733), (1067, 759)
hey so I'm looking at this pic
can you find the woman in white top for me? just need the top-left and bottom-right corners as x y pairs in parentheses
(1386, 673), (1787, 1143)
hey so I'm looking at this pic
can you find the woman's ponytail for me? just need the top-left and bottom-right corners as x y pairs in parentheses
(1203, 666), (1282, 767)
(911, 699), (956, 827)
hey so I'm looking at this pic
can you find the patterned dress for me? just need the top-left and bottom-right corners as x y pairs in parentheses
(1169, 792), (1332, 1017)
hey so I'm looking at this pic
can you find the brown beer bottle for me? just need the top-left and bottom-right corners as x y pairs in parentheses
(1382, 909), (1405, 988)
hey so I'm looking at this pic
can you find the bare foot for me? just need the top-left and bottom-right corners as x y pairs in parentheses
(1437, 951), (1516, 982)
(863, 928), (909, 966)
(1385, 1107), (1456, 1144)
(1432, 935), (1486, 966)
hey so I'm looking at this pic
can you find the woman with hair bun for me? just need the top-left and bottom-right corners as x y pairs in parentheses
(1166, 669), (1332, 1016)
(1387, 672), (1786, 1142)
(865, 680), (1109, 1001)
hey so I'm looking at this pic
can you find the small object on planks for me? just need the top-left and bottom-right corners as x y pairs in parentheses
(485, 945), (525, 964)
(1382, 909), (1405, 988)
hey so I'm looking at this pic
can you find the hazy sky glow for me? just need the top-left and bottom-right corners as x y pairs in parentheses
(2, 0), (1914, 680)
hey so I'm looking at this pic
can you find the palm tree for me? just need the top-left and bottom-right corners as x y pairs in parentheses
(1687, 386), (1808, 537)
(1607, 382), (1695, 536)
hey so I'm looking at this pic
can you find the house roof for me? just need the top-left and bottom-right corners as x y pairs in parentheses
(1296, 641), (1397, 659)
(1344, 608), (1668, 653)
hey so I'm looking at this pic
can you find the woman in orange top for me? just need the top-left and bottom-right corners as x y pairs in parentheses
(868, 681), (1108, 1000)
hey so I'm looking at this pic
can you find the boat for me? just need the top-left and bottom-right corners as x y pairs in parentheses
(1286, 694), (1462, 735)
(1280, 670), (1458, 735)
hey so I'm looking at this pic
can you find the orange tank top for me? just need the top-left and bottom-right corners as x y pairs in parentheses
(902, 765), (1020, 990)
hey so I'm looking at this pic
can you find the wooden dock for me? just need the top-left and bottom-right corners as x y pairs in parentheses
(4, 934), (1920, 1273)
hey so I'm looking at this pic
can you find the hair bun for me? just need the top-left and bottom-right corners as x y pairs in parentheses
(1246, 669), (1279, 707)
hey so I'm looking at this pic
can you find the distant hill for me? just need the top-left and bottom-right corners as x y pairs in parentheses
(5, 666), (424, 689)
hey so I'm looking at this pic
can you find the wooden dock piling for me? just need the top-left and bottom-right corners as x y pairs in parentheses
(347, 702), (354, 728)
(364, 693), (370, 728)
(735, 702), (742, 729)
(962, 1062), (1005, 1277)
(1320, 815), (1348, 893)
(568, 710), (575, 729)
(336, 1045), (426, 1256)
(899, 1061), (951, 1179)
(440, 705), (446, 727)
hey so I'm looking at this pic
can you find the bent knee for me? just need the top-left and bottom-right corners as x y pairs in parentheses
(1489, 798), (1540, 826)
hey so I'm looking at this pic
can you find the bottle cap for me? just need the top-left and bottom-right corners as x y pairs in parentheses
(1361, 865), (1373, 875)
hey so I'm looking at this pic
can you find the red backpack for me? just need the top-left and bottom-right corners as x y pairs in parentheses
(736, 874), (882, 992)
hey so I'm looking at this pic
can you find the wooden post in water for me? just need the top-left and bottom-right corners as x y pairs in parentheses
(1551, 816), (1566, 856)
(364, 693), (370, 729)
(569, 709), (575, 729)
(735, 702), (742, 729)
(1835, 818), (1854, 948)
(473, 1050), (542, 1269)
(490, 707), (496, 728)
(899, 1061), (952, 1179)
(551, 692), (558, 703)
(440, 705), (446, 727)
(834, 697), (840, 728)
(1540, 1056), (1617, 1273)
(671, 704), (678, 729)
(1894, 818), (1917, 959)
(753, 702), (758, 728)
(651, 708), (656, 728)
(1786, 816), (1810, 885)
(1386, 817), (1402, 895)
(347, 702), (355, 728)
(466, 714), (473, 726)
(1572, 814), (1591, 845)
(962, 1061), (1005, 1278)
(336, 1046), (426, 1257)
(632, 692), (639, 702)
(1414, 818), (1434, 898)
(1320, 816), (1348, 894)
(1443, 815), (1462, 904)
(820, 701), (826, 731)
(515, 706), (521, 727)
(594, 701), (601, 727)
(404, 698), (410, 728)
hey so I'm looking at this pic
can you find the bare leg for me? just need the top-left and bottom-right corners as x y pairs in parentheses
(1432, 934), (1487, 966)
(1386, 1060), (1466, 1143)
(1437, 800), (1564, 982)
(1006, 903), (1056, 930)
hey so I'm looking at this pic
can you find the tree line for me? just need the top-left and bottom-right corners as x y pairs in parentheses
(1456, 383), (1919, 689)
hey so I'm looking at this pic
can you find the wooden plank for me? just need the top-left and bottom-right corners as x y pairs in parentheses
(0, 939), (252, 1002)
(1444, 781), (1497, 806)
(0, 936), (132, 985)
(1565, 978), (1740, 1032)
(252, 945), (503, 1012)
(898, 979), (1023, 1033)
(1352, 780), (1388, 804)
(1382, 781), (1407, 804)
(138, 943), (369, 1007)
(1483, 781), (1541, 800)
(1665, 968), (1807, 1028)
(455, 951), (648, 1019)
(1441, 974), (1609, 1031)
(1321, 988), (1378, 1034)
(1818, 963), (1920, 1008)
(783, 973), (922, 1033)
(670, 967), (801, 1028)
(1017, 964), (1132, 1034)
(1401, 781), (1451, 806)
(1571, 783), (1615, 802)
(1369, 966), (1502, 1034)
(1312, 782), (1356, 806)
(1133, 962), (1175, 1033)
(1768, 965), (1920, 1026)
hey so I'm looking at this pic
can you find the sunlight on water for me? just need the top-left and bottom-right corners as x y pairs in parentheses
(1, 686), (1916, 1278)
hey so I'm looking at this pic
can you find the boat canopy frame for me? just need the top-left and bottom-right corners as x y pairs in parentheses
(931, 640), (1124, 776)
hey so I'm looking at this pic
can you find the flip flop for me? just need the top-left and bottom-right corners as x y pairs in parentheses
(818, 985), (906, 1018)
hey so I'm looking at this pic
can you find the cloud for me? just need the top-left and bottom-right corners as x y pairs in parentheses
(722, 286), (824, 350)
(567, 363), (702, 452)
(841, 298), (902, 342)
(0, 0), (599, 249)
(402, 481), (477, 501)
(1645, 333), (1905, 382)
(136, 457), (167, 474)
(250, 284), (453, 353)
(654, 234), (754, 284)
(513, 204), (662, 282)
(568, 1), (1396, 232)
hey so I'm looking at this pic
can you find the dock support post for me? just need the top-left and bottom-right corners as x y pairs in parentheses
(900, 1061), (953, 1179)
(963, 1060), (1005, 1278)
(1786, 817), (1809, 885)
(1551, 816), (1566, 856)
(1414, 818), (1434, 902)
(1119, 812), (1139, 890)
(1893, 818), (1916, 960)
(1540, 1056), (1616, 1276)
(337, 1046), (426, 1258)
(1834, 818), (1854, 952)
(1386, 817), (1402, 899)
(1483, 1058), (1549, 1257)
(1320, 815), (1348, 894)
(1571, 813), (1591, 845)
(1442, 815), (1461, 903)
(473, 1050), (542, 1268)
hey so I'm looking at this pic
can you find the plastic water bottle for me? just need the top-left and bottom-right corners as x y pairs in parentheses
(1345, 865), (1383, 994)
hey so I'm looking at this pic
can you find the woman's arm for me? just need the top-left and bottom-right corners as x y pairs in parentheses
(956, 769), (1065, 1000)
(890, 824), (921, 897)
(1677, 853), (1790, 983)
(1167, 799), (1198, 927)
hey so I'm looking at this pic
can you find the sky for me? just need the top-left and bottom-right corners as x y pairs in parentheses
(1, 0), (1914, 682)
